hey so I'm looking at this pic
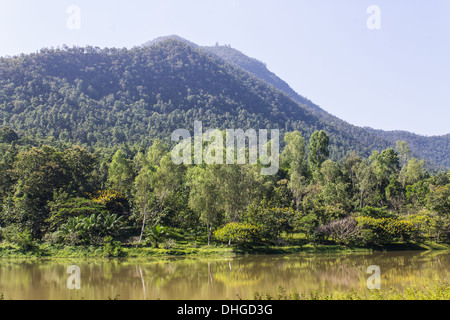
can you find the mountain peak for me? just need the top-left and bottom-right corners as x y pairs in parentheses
(143, 35), (198, 48)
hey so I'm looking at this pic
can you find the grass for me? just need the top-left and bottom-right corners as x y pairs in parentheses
(0, 241), (237, 258)
(250, 281), (450, 300)
(0, 237), (448, 258)
(2, 283), (446, 301)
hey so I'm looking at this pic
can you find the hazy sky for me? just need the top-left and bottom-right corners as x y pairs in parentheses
(0, 0), (449, 136)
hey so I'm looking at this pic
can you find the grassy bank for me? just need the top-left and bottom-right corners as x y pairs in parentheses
(249, 282), (450, 300)
(0, 240), (448, 258)
(2, 283), (447, 301)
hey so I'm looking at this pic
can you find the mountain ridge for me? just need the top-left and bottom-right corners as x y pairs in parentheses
(158, 36), (448, 168)
(0, 36), (448, 168)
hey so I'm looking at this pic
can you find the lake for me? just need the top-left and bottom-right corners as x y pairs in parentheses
(0, 251), (448, 300)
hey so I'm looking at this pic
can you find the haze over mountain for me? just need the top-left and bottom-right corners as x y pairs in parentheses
(0, 35), (448, 168)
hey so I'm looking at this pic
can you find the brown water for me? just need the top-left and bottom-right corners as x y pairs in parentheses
(0, 251), (448, 300)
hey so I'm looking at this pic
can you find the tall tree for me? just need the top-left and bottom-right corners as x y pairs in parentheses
(134, 165), (155, 245)
(354, 160), (379, 209)
(308, 130), (330, 175)
(283, 131), (307, 209)
(133, 151), (185, 245)
(370, 148), (400, 205)
(319, 159), (350, 210)
(396, 140), (410, 166)
(107, 149), (134, 196)
(11, 146), (70, 238)
(146, 139), (167, 168)
(216, 164), (267, 223)
(399, 158), (426, 187)
(63, 146), (98, 196)
(187, 165), (222, 245)
(283, 131), (307, 175)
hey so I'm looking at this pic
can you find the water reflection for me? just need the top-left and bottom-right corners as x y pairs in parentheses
(0, 251), (448, 300)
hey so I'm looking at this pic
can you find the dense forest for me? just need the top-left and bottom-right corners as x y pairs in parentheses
(0, 38), (448, 253)
(0, 39), (331, 152)
(0, 126), (448, 251)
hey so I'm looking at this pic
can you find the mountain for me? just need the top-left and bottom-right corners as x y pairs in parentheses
(365, 128), (450, 169)
(0, 36), (448, 168)
(143, 35), (199, 48)
(200, 41), (450, 169)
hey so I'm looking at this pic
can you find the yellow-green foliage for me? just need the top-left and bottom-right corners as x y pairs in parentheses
(356, 216), (417, 244)
(406, 209), (450, 242)
(252, 282), (449, 300)
(88, 190), (130, 216)
(214, 222), (260, 245)
(89, 190), (124, 205)
(407, 210), (432, 226)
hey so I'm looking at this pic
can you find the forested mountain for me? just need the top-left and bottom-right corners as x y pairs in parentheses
(201, 41), (449, 169)
(0, 38), (377, 160)
(0, 36), (448, 168)
(365, 129), (450, 169)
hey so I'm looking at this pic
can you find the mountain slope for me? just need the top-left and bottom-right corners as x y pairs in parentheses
(0, 37), (447, 168)
(0, 39), (376, 160)
(365, 128), (450, 169)
(201, 42), (449, 169)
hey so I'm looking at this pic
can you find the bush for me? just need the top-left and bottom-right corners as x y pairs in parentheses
(407, 210), (450, 243)
(42, 231), (63, 244)
(1, 225), (35, 250)
(355, 216), (417, 245)
(58, 212), (126, 245)
(315, 217), (360, 245)
(103, 236), (124, 257)
(294, 212), (319, 242)
(245, 207), (295, 241)
(214, 222), (261, 247)
(0, 224), (20, 243)
(162, 238), (177, 249)
(144, 225), (168, 248)
(15, 228), (35, 250)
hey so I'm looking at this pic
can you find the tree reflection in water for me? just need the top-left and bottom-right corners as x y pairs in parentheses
(0, 251), (448, 300)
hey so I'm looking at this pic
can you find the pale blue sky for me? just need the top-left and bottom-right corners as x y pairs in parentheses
(0, 0), (449, 136)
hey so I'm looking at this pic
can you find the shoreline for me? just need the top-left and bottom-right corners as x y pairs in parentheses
(1, 241), (448, 259)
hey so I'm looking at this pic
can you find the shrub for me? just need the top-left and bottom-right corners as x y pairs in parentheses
(103, 236), (124, 257)
(0, 224), (20, 243)
(42, 231), (63, 244)
(58, 212), (125, 245)
(245, 207), (295, 241)
(162, 238), (177, 249)
(0, 225), (34, 249)
(407, 209), (450, 243)
(15, 228), (35, 250)
(144, 225), (168, 248)
(293, 212), (319, 242)
(214, 222), (261, 247)
(355, 216), (417, 245)
(315, 217), (360, 245)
